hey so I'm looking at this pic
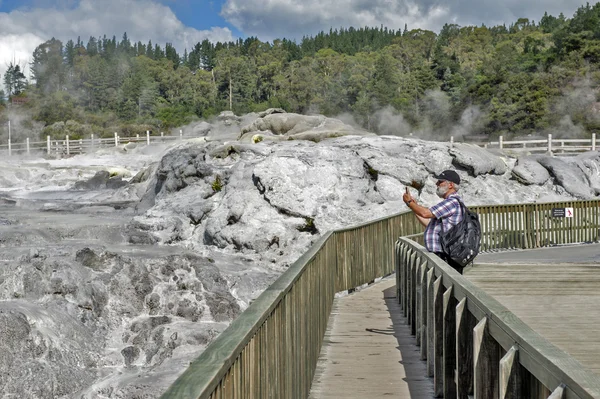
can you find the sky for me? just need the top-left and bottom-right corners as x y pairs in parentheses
(0, 0), (594, 85)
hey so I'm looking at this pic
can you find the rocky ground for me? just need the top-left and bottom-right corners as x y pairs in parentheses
(1, 110), (599, 398)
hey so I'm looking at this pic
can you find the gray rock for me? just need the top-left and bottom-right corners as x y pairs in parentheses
(258, 108), (286, 117)
(574, 151), (600, 195)
(450, 143), (507, 176)
(537, 156), (595, 198)
(240, 111), (372, 142)
(512, 157), (551, 185)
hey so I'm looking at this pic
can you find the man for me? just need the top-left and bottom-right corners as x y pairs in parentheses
(402, 170), (465, 274)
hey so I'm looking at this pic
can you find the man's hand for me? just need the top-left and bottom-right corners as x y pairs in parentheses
(403, 189), (413, 204)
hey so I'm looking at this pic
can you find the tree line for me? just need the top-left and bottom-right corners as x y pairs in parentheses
(3, 4), (600, 140)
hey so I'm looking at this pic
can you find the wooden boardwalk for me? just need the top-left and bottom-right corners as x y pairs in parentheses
(471, 244), (600, 376)
(309, 277), (434, 399)
(309, 244), (600, 399)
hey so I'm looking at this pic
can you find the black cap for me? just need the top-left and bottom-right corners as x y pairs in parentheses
(434, 170), (460, 185)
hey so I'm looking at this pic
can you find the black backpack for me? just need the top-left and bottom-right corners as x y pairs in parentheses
(440, 199), (481, 267)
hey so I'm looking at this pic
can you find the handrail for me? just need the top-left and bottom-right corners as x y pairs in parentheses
(161, 199), (600, 398)
(396, 238), (600, 398)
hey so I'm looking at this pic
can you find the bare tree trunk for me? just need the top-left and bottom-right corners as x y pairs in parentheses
(229, 75), (233, 111)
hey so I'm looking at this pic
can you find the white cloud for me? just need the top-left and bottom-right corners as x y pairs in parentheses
(0, 0), (233, 88)
(221, 0), (586, 41)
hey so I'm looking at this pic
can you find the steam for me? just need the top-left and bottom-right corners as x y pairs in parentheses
(550, 77), (598, 139)
(372, 106), (412, 136)
(550, 115), (585, 139)
(451, 106), (485, 140)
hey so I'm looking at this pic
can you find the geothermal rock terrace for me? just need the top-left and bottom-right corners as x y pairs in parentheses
(0, 110), (598, 398)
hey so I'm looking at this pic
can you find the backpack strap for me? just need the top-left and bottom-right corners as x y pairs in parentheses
(440, 196), (465, 234)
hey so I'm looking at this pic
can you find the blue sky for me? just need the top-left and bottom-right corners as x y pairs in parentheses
(0, 0), (594, 82)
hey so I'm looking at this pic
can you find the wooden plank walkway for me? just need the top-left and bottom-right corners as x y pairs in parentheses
(309, 277), (434, 399)
(468, 245), (600, 376)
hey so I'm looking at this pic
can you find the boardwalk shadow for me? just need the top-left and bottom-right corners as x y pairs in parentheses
(379, 284), (435, 398)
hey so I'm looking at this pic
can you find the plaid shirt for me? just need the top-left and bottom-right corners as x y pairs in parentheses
(424, 194), (463, 253)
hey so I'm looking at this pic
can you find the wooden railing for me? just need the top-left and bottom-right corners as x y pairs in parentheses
(161, 199), (600, 399)
(160, 211), (423, 398)
(0, 130), (186, 157)
(485, 133), (597, 154)
(1, 132), (597, 157)
(395, 238), (600, 399)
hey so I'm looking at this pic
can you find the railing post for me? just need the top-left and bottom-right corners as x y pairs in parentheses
(433, 276), (444, 397)
(136, 134), (140, 142)
(147, 130), (150, 145)
(426, 268), (435, 377)
(180, 129), (183, 140)
(548, 134), (552, 153)
(419, 262), (428, 359)
(47, 135), (50, 154)
(79, 139), (83, 154)
(443, 285), (457, 398)
(161, 131), (164, 141)
(456, 298), (474, 399)
(114, 132), (118, 147)
(91, 134), (94, 150)
(415, 261), (424, 345)
(500, 346), (523, 398)
(410, 254), (417, 335)
(499, 135), (503, 149)
(474, 317), (500, 398)
(548, 384), (566, 399)
(450, 136), (454, 149)
(26, 138), (30, 155)
(593, 133), (596, 151)
(66, 135), (70, 155)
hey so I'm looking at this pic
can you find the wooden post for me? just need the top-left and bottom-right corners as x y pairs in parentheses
(410, 254), (417, 335)
(420, 263), (428, 360)
(499, 135), (503, 149)
(433, 276), (444, 397)
(7, 120), (11, 157)
(593, 133), (596, 151)
(91, 134), (94, 150)
(548, 384), (565, 399)
(450, 136), (454, 149)
(114, 132), (118, 146)
(66, 135), (70, 155)
(136, 134), (140, 142)
(146, 130), (150, 145)
(426, 268), (435, 377)
(161, 131), (164, 141)
(26, 138), (30, 155)
(456, 298), (474, 399)
(415, 262), (423, 346)
(547, 134), (552, 153)
(443, 286), (457, 398)
(79, 139), (83, 154)
(500, 346), (522, 398)
(47, 135), (50, 154)
(474, 317), (500, 399)
(180, 129), (183, 140)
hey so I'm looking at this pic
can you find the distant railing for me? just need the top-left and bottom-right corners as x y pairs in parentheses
(0, 130), (186, 157)
(160, 199), (600, 398)
(1, 131), (598, 158)
(484, 133), (597, 154)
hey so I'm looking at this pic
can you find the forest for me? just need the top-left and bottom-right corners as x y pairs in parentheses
(2, 3), (600, 141)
